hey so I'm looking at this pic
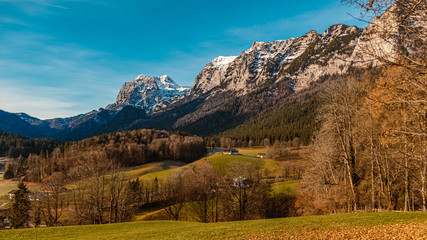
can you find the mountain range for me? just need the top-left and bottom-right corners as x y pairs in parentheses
(0, 10), (401, 141)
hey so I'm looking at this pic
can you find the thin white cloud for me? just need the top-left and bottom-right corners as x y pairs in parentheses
(0, 71), (124, 119)
(0, 17), (31, 27)
(0, 0), (83, 16)
(44, 3), (69, 9)
(0, 31), (129, 119)
(0, 83), (79, 119)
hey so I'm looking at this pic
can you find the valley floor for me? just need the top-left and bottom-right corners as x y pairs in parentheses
(0, 212), (426, 240)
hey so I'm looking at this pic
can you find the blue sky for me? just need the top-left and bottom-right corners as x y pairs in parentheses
(0, 0), (367, 119)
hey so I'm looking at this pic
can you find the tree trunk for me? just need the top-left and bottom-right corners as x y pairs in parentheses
(404, 150), (409, 211)
(420, 161), (427, 212)
(369, 116), (376, 211)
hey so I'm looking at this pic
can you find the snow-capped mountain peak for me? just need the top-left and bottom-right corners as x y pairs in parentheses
(107, 74), (189, 113)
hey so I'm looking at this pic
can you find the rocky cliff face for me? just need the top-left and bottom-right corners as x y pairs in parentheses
(286, 24), (362, 91)
(107, 74), (189, 113)
(191, 24), (362, 97)
(350, 3), (426, 67)
(191, 56), (237, 95)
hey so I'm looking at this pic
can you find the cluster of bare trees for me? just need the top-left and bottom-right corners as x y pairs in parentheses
(299, 70), (425, 214)
(5, 129), (205, 227)
(22, 159), (295, 227)
(159, 160), (295, 222)
(28, 154), (165, 226)
(298, 0), (426, 214)
(17, 129), (205, 182)
(298, 68), (425, 214)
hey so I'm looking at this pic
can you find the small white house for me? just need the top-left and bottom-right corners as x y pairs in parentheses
(223, 149), (239, 155)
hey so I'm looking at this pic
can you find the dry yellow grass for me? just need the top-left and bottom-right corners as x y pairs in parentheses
(133, 209), (168, 221)
(244, 223), (427, 240)
(238, 147), (267, 157)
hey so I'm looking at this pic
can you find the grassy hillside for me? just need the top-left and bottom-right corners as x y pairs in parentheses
(1, 212), (426, 239)
(0, 180), (39, 197)
(206, 152), (277, 176)
(237, 147), (266, 157)
(122, 161), (186, 180)
(121, 149), (279, 181)
(271, 180), (299, 195)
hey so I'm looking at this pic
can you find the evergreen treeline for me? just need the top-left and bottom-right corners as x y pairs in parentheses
(0, 131), (60, 158)
(206, 96), (319, 147)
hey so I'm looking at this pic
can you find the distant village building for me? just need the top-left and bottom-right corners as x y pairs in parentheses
(29, 192), (46, 201)
(257, 153), (266, 159)
(223, 149), (239, 155)
(233, 176), (253, 189)
(9, 189), (50, 201)
(8, 190), (17, 200)
(0, 206), (11, 229)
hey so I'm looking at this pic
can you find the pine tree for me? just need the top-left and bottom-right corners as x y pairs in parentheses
(10, 182), (30, 229)
(3, 162), (14, 179)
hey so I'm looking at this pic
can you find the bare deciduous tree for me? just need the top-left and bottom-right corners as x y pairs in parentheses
(160, 171), (187, 220)
(184, 160), (222, 223)
(41, 172), (65, 226)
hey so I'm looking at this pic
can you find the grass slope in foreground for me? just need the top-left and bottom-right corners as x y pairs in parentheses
(1, 212), (426, 240)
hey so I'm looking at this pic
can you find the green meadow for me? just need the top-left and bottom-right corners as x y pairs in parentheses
(1, 212), (426, 240)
